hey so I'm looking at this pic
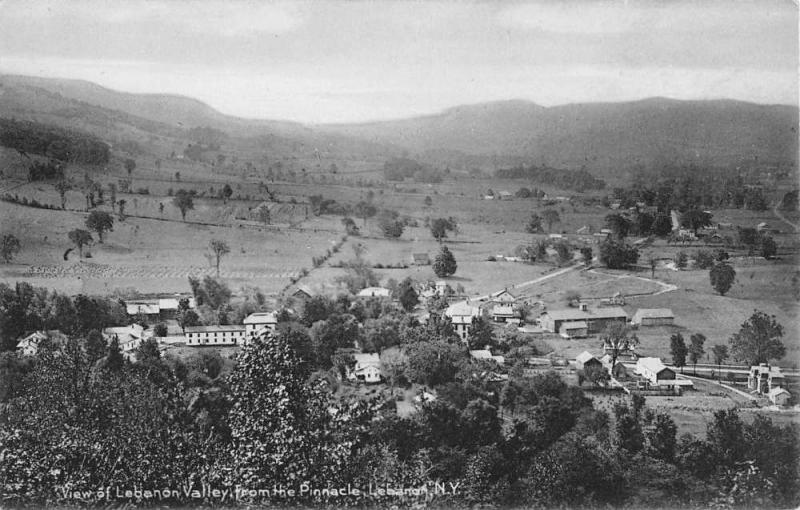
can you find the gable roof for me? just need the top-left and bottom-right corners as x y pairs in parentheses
(768, 387), (791, 397)
(353, 353), (380, 366)
(445, 301), (481, 318)
(243, 312), (277, 324)
(575, 351), (598, 365)
(357, 287), (391, 297)
(544, 307), (628, 321)
(492, 304), (515, 315)
(633, 308), (674, 320)
(184, 325), (246, 333)
(637, 357), (672, 374)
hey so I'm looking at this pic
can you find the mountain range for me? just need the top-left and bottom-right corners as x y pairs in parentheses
(0, 73), (796, 178)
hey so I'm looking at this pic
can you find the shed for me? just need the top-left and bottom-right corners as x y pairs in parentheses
(560, 321), (588, 338)
(632, 308), (675, 326)
(768, 387), (791, 406)
(636, 357), (676, 385)
(411, 253), (431, 265)
(575, 351), (602, 371)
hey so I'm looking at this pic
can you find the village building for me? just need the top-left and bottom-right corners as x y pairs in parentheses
(636, 358), (691, 386)
(348, 353), (381, 383)
(125, 296), (196, 321)
(632, 308), (675, 327)
(357, 287), (391, 298)
(445, 301), (482, 342)
(491, 304), (517, 322)
(434, 281), (450, 296)
(103, 324), (152, 353)
(16, 330), (67, 356)
(539, 303), (628, 335)
(748, 364), (785, 394)
(411, 253), (430, 265)
(600, 353), (628, 379)
(497, 190), (513, 200)
(288, 285), (313, 302)
(469, 349), (505, 365)
(243, 312), (278, 338)
(184, 325), (247, 347)
(491, 288), (518, 304)
(768, 387), (792, 406)
(560, 321), (588, 338)
(574, 351), (602, 371)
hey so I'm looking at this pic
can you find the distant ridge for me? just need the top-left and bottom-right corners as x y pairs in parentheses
(0, 73), (796, 177)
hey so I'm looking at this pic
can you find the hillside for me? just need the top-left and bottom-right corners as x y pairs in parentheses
(0, 74), (398, 170)
(321, 98), (799, 176)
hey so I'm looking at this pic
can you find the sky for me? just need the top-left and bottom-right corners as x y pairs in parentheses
(0, 0), (797, 123)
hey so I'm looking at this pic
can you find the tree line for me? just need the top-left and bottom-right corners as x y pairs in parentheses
(0, 118), (110, 165)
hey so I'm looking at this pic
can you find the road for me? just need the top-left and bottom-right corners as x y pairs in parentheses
(773, 202), (800, 233)
(471, 263), (585, 302)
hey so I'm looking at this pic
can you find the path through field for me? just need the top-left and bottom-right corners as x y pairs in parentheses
(773, 203), (800, 233)
(588, 269), (678, 296)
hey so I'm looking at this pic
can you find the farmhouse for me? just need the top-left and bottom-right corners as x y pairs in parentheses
(491, 288), (517, 304)
(748, 364), (785, 394)
(445, 301), (481, 342)
(636, 357), (676, 385)
(243, 312), (278, 338)
(289, 285), (313, 301)
(411, 253), (430, 265)
(632, 308), (675, 327)
(357, 287), (391, 298)
(184, 325), (247, 346)
(103, 324), (152, 352)
(574, 351), (602, 371)
(16, 330), (67, 356)
(540, 304), (628, 335)
(491, 304), (516, 322)
(497, 190), (513, 200)
(348, 353), (381, 383)
(768, 387), (792, 406)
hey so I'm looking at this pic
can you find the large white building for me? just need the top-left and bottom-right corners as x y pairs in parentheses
(184, 325), (248, 346)
(444, 301), (482, 342)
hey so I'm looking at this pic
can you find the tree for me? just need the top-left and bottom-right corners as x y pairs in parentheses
(173, 189), (195, 221)
(468, 316), (495, 350)
(695, 249), (715, 269)
(220, 183), (233, 204)
(124, 158), (136, 176)
(599, 238), (639, 269)
(354, 200), (377, 227)
(208, 239), (230, 278)
(712, 344), (729, 381)
(396, 277), (419, 312)
(85, 210), (114, 243)
(176, 298), (199, 333)
(681, 209), (713, 235)
(433, 245), (457, 277)
(738, 227), (761, 254)
(729, 310), (785, 366)
(0, 234), (21, 263)
(424, 196), (433, 206)
(405, 340), (465, 387)
(117, 199), (127, 220)
(67, 229), (93, 258)
(255, 202), (271, 225)
(580, 247), (593, 266)
(674, 251), (687, 270)
(670, 333), (688, 373)
(430, 217), (457, 242)
(760, 236), (777, 260)
(688, 333), (706, 375)
(648, 256), (657, 278)
(605, 213), (630, 239)
(542, 209), (560, 232)
(709, 262), (736, 296)
(526, 213), (543, 233)
(380, 348), (407, 390)
(54, 180), (70, 209)
(377, 213), (405, 239)
(583, 363), (610, 387)
(341, 216), (359, 235)
(600, 322), (638, 369)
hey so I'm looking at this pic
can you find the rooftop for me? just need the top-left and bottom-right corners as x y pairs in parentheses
(184, 325), (246, 333)
(243, 312), (278, 324)
(637, 357), (670, 373)
(575, 351), (598, 364)
(543, 307), (627, 321)
(633, 308), (675, 319)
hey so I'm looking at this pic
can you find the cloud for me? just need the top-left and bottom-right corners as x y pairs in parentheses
(1, 0), (303, 37)
(496, 0), (796, 35)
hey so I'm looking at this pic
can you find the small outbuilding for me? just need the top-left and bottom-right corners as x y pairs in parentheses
(632, 308), (675, 327)
(560, 321), (588, 338)
(575, 351), (602, 371)
(768, 387), (792, 406)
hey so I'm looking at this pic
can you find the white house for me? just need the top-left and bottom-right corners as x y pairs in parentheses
(349, 353), (381, 383)
(16, 330), (67, 356)
(445, 301), (482, 342)
(491, 304), (516, 322)
(184, 325), (247, 346)
(636, 357), (677, 386)
(748, 364), (785, 394)
(103, 324), (152, 352)
(768, 387), (791, 406)
(357, 287), (391, 298)
(243, 312), (278, 338)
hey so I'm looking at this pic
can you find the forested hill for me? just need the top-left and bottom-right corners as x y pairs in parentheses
(321, 98), (799, 176)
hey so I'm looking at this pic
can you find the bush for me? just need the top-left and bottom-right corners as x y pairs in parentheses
(695, 250), (715, 269)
